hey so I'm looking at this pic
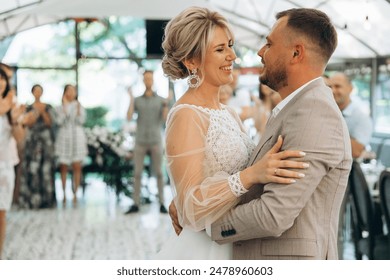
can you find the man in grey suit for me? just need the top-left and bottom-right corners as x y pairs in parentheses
(209, 8), (352, 259)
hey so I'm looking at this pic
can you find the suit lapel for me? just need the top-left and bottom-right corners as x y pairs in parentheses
(248, 135), (271, 166)
(248, 78), (325, 167)
(248, 117), (278, 166)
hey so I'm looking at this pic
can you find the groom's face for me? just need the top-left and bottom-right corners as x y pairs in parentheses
(257, 17), (289, 92)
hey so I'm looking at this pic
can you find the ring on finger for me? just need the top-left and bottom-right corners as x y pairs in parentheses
(274, 168), (278, 175)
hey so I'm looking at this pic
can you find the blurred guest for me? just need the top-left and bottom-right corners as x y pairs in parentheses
(55, 84), (88, 204)
(0, 79), (13, 116)
(322, 73), (331, 87)
(227, 68), (252, 121)
(330, 72), (373, 158)
(218, 84), (233, 105)
(221, 81), (252, 120)
(125, 70), (169, 214)
(0, 67), (25, 259)
(0, 63), (23, 204)
(0, 63), (15, 96)
(252, 83), (282, 143)
(18, 84), (57, 209)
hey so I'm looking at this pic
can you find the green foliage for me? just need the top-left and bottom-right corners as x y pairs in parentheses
(84, 127), (134, 198)
(12, 17), (146, 68)
(17, 21), (76, 68)
(84, 106), (108, 128)
(79, 17), (146, 61)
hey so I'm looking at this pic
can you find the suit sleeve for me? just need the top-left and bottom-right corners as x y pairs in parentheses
(210, 91), (349, 243)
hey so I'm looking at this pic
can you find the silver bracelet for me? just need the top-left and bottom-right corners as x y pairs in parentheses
(228, 172), (248, 197)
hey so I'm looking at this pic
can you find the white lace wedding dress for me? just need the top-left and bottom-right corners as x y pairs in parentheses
(155, 104), (255, 260)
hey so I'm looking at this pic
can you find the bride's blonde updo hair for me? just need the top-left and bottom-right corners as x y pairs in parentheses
(162, 6), (233, 81)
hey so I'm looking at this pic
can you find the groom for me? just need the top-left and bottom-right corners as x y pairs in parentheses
(208, 8), (352, 259)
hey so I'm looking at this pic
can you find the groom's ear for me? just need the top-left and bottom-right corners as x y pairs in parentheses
(291, 44), (304, 62)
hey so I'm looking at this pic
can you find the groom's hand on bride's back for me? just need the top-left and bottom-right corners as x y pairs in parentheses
(169, 201), (182, 235)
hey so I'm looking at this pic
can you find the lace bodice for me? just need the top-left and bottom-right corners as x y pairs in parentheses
(203, 106), (255, 177)
(165, 104), (255, 231)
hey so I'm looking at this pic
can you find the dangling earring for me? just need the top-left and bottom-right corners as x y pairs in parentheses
(187, 69), (200, 88)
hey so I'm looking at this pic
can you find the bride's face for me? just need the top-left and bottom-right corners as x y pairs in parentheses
(201, 26), (236, 88)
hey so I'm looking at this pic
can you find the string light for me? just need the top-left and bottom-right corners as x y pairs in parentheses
(363, 15), (371, 30)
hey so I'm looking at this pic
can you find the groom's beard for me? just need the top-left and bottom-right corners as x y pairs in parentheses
(260, 58), (288, 91)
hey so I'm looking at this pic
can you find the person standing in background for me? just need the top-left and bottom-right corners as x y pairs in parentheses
(227, 68), (253, 121)
(0, 62), (23, 205)
(330, 72), (373, 158)
(218, 84), (234, 105)
(252, 82), (282, 143)
(55, 84), (88, 205)
(18, 84), (57, 209)
(0, 67), (25, 259)
(0, 77), (13, 115)
(125, 70), (170, 214)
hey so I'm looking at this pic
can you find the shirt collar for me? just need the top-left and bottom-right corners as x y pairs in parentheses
(271, 77), (322, 118)
(142, 90), (156, 97)
(342, 100), (355, 117)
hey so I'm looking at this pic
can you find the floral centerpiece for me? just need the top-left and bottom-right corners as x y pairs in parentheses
(84, 126), (134, 197)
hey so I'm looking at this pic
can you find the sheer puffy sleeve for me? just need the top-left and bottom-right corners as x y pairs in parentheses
(165, 106), (245, 232)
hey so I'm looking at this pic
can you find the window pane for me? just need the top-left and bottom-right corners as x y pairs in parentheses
(79, 17), (146, 59)
(375, 64), (390, 134)
(345, 68), (372, 116)
(15, 69), (76, 107)
(2, 21), (75, 68)
(77, 58), (168, 130)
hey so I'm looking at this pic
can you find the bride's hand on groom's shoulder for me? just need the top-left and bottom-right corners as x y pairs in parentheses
(169, 201), (183, 235)
(245, 135), (309, 186)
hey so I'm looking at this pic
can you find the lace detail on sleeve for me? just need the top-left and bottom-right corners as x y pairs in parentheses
(228, 172), (248, 197)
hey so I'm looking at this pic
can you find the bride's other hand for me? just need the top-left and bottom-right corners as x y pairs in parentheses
(169, 201), (182, 235)
(242, 135), (309, 187)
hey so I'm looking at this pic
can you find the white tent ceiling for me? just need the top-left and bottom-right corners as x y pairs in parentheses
(1, 0), (390, 62)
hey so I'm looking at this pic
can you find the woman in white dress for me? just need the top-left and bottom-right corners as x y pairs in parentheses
(156, 6), (308, 259)
(0, 67), (25, 259)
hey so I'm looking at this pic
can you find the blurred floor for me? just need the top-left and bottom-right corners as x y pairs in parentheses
(4, 177), (173, 260)
(3, 176), (356, 260)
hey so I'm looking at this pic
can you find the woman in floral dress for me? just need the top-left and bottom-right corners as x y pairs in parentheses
(18, 84), (57, 209)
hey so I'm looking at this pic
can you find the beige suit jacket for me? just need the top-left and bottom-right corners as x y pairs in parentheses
(211, 78), (352, 259)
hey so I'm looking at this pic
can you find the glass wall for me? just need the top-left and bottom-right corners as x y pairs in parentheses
(78, 16), (146, 59)
(375, 60), (390, 134)
(15, 69), (75, 107)
(77, 58), (168, 129)
(2, 18), (390, 135)
(3, 21), (76, 68)
(327, 59), (390, 136)
(2, 17), (170, 130)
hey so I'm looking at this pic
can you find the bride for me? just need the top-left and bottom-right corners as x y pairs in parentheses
(155, 6), (307, 259)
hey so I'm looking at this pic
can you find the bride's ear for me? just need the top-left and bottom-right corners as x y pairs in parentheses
(183, 58), (199, 71)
